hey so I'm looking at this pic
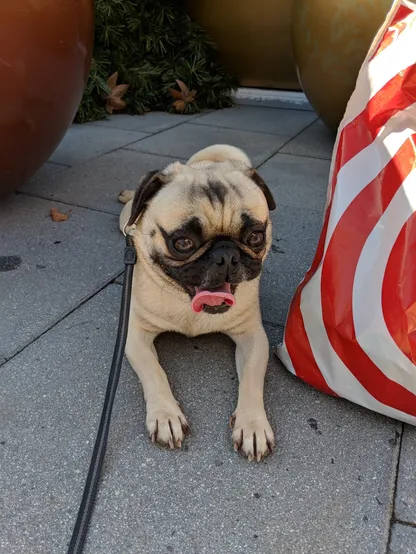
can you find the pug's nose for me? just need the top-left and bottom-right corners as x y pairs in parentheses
(213, 248), (240, 269)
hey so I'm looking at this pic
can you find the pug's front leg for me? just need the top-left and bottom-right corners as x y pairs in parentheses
(126, 326), (190, 448)
(228, 326), (275, 462)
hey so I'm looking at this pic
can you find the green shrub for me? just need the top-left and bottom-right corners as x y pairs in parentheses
(75, 0), (237, 123)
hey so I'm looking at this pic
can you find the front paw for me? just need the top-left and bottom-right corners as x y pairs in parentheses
(230, 409), (275, 462)
(146, 403), (190, 449)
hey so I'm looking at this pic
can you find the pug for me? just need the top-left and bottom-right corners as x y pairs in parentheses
(118, 144), (276, 462)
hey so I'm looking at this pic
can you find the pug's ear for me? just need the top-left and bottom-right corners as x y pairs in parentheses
(127, 170), (166, 226)
(245, 169), (276, 211)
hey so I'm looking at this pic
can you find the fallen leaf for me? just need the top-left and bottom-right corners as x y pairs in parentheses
(50, 208), (71, 222)
(103, 71), (129, 115)
(169, 79), (197, 113)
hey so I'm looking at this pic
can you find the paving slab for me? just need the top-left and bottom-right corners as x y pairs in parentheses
(388, 524), (416, 554)
(280, 119), (335, 160)
(49, 123), (149, 166)
(0, 194), (123, 360)
(124, 122), (287, 167)
(0, 285), (400, 554)
(22, 149), (185, 214)
(261, 204), (324, 328)
(258, 152), (330, 211)
(29, 161), (70, 182)
(93, 112), (202, 133)
(395, 425), (416, 524)
(193, 105), (317, 136)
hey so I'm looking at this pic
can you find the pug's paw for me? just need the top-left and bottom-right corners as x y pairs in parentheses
(146, 403), (190, 449)
(118, 189), (135, 204)
(230, 410), (275, 462)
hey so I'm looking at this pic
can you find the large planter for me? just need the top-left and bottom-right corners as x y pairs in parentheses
(292, 0), (393, 132)
(0, 0), (94, 198)
(186, 0), (300, 90)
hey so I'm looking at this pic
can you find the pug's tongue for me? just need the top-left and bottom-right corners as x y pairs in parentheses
(191, 282), (235, 313)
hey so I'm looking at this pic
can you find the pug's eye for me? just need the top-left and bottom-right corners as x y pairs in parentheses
(247, 231), (265, 248)
(173, 237), (195, 253)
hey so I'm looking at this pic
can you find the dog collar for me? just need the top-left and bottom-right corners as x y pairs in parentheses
(122, 221), (138, 237)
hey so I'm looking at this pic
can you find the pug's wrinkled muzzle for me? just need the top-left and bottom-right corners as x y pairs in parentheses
(191, 241), (240, 313)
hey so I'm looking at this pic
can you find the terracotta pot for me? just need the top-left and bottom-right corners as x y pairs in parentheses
(291, 0), (393, 132)
(0, 0), (94, 198)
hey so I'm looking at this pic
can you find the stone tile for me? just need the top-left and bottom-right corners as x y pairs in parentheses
(261, 204), (324, 328)
(258, 152), (330, 211)
(0, 194), (123, 360)
(395, 425), (416, 524)
(22, 149), (185, 214)
(93, 112), (199, 133)
(193, 106), (317, 136)
(0, 286), (399, 554)
(388, 524), (416, 554)
(49, 123), (149, 166)
(280, 119), (335, 160)
(125, 123), (286, 167)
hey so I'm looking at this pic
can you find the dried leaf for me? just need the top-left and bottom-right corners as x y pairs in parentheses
(103, 72), (129, 115)
(112, 84), (129, 96)
(50, 207), (71, 222)
(169, 79), (197, 113)
(176, 80), (190, 96)
(173, 100), (186, 112)
(107, 71), (119, 91)
(168, 88), (184, 100)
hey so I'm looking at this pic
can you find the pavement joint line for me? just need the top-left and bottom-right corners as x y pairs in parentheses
(393, 519), (416, 529)
(111, 272), (124, 285)
(93, 110), (213, 134)
(93, 120), (188, 135)
(120, 116), (299, 163)
(0, 277), (122, 369)
(113, 117), (198, 140)
(119, 148), (188, 164)
(187, 119), (315, 138)
(254, 117), (319, 170)
(274, 151), (333, 162)
(35, 161), (71, 172)
(275, 117), (320, 154)
(49, 129), (154, 170)
(386, 422), (405, 553)
(15, 191), (118, 215)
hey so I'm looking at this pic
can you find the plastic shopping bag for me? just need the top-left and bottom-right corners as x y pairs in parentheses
(276, 0), (416, 425)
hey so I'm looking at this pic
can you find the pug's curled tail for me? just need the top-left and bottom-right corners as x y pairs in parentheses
(187, 144), (251, 168)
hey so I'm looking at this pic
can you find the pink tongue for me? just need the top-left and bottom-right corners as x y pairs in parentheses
(191, 283), (235, 313)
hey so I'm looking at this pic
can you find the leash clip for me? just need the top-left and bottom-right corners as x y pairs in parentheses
(123, 221), (138, 265)
(124, 242), (137, 265)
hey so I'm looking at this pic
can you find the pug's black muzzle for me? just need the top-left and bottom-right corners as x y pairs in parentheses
(204, 240), (242, 288)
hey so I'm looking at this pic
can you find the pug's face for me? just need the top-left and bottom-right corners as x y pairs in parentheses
(128, 161), (275, 314)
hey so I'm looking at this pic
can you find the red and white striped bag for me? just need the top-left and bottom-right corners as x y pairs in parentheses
(276, 0), (416, 425)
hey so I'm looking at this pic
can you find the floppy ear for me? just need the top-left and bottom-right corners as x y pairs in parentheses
(127, 170), (166, 226)
(245, 169), (276, 211)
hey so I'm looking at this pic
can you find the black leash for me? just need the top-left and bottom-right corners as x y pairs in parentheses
(67, 234), (137, 554)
